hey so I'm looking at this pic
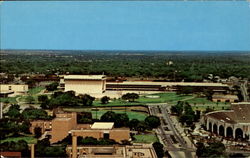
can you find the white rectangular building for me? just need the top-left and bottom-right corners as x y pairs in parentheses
(0, 84), (28, 97)
(63, 75), (106, 94)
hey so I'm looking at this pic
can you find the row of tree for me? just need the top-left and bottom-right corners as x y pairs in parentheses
(171, 101), (200, 127)
(2, 51), (250, 80)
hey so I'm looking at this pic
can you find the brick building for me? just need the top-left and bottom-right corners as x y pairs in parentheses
(66, 144), (157, 158)
(30, 112), (130, 144)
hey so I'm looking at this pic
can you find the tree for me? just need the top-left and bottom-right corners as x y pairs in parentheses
(145, 115), (161, 128)
(170, 101), (184, 116)
(22, 108), (50, 120)
(136, 121), (148, 132)
(101, 96), (110, 104)
(129, 119), (140, 130)
(7, 104), (21, 118)
(78, 94), (95, 106)
(45, 82), (59, 91)
(153, 142), (164, 158)
(196, 141), (226, 158)
(100, 111), (117, 122)
(115, 113), (129, 127)
(38, 95), (48, 103)
(121, 93), (139, 102)
(26, 95), (35, 104)
(77, 112), (93, 124)
(20, 121), (31, 134)
(100, 111), (129, 127)
(34, 127), (42, 138)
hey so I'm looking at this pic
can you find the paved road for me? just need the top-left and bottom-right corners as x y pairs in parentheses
(240, 80), (250, 102)
(149, 104), (195, 158)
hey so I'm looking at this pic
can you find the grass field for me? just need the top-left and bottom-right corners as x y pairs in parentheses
(93, 92), (193, 106)
(28, 87), (45, 95)
(64, 108), (148, 121)
(0, 97), (18, 104)
(1, 136), (37, 144)
(133, 134), (159, 143)
(184, 97), (231, 111)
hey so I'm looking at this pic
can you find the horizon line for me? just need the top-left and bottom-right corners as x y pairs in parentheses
(1, 49), (250, 52)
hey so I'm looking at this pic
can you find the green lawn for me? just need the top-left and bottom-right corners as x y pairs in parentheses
(28, 87), (45, 95)
(1, 136), (37, 144)
(133, 134), (159, 143)
(185, 97), (231, 111)
(64, 108), (148, 121)
(0, 97), (18, 104)
(138, 93), (193, 104)
(93, 92), (193, 106)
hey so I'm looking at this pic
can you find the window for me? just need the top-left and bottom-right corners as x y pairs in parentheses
(103, 133), (110, 139)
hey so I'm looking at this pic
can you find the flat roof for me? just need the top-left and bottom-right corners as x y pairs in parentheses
(212, 94), (238, 100)
(107, 81), (229, 87)
(91, 122), (114, 129)
(206, 103), (250, 124)
(64, 75), (105, 80)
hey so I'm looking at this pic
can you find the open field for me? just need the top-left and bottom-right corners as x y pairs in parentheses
(93, 92), (193, 106)
(28, 87), (45, 95)
(133, 134), (159, 143)
(1, 136), (37, 144)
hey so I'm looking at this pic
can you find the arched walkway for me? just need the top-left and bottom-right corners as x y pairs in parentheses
(208, 122), (212, 132)
(213, 124), (218, 134)
(226, 127), (233, 138)
(219, 125), (224, 136)
(235, 128), (243, 140)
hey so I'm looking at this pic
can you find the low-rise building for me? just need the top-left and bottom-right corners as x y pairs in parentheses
(70, 122), (130, 143)
(66, 144), (157, 158)
(0, 84), (28, 97)
(30, 112), (130, 144)
(62, 75), (106, 95)
(212, 94), (239, 103)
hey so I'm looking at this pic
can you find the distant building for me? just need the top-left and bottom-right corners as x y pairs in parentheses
(0, 84), (28, 97)
(212, 94), (239, 103)
(203, 102), (250, 140)
(66, 144), (157, 158)
(61, 75), (106, 94)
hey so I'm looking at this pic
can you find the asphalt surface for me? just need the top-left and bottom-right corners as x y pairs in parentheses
(149, 104), (195, 158)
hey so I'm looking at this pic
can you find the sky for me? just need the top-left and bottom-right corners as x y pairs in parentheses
(1, 1), (250, 51)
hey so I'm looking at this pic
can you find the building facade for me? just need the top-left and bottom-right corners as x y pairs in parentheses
(30, 112), (130, 145)
(63, 75), (106, 94)
(0, 84), (28, 97)
(202, 102), (250, 141)
(66, 144), (157, 158)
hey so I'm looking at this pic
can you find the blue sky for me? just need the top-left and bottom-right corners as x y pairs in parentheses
(1, 1), (250, 51)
